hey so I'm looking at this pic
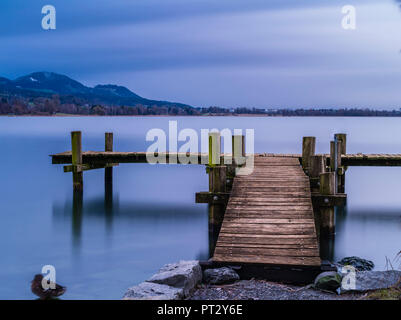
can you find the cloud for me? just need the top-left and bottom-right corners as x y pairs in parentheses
(1, 0), (400, 108)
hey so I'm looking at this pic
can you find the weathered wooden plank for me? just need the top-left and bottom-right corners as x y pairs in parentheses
(219, 227), (315, 236)
(228, 198), (312, 203)
(229, 192), (311, 198)
(224, 214), (314, 220)
(213, 254), (321, 266)
(231, 187), (310, 192)
(221, 218), (315, 224)
(212, 156), (321, 267)
(217, 237), (317, 246)
(228, 196), (312, 202)
(217, 240), (318, 247)
(221, 222), (315, 229)
(226, 205), (312, 211)
(215, 247), (320, 257)
(218, 233), (317, 239)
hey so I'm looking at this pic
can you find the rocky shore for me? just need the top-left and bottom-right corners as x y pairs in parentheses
(190, 280), (364, 300)
(123, 258), (401, 300)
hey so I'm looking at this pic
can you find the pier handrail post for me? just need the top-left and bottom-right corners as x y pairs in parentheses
(207, 132), (226, 257)
(309, 155), (325, 192)
(105, 132), (113, 152)
(232, 134), (245, 166)
(334, 133), (347, 193)
(71, 131), (83, 191)
(320, 172), (336, 195)
(302, 136), (316, 173)
(334, 133), (347, 155)
(208, 132), (226, 193)
(330, 139), (342, 193)
(208, 132), (221, 167)
(319, 172), (336, 237)
(226, 134), (245, 189)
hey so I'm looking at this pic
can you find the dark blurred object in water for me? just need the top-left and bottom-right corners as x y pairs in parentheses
(31, 274), (66, 300)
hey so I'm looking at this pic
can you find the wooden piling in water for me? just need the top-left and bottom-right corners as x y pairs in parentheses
(226, 135), (245, 188)
(335, 133), (347, 194)
(72, 184), (83, 248)
(319, 172), (336, 236)
(71, 131), (83, 191)
(208, 132), (227, 257)
(330, 139), (342, 193)
(302, 137), (316, 173)
(309, 155), (325, 193)
(105, 132), (113, 152)
(209, 132), (221, 166)
(232, 135), (245, 166)
(105, 133), (113, 211)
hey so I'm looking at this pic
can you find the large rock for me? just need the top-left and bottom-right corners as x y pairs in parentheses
(341, 270), (401, 292)
(337, 256), (374, 271)
(123, 282), (183, 300)
(203, 267), (240, 285)
(148, 260), (202, 297)
(314, 271), (342, 292)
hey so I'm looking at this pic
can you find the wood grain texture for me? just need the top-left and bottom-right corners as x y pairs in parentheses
(212, 157), (321, 267)
(52, 151), (401, 166)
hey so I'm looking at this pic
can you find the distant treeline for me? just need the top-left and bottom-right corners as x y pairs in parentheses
(1, 95), (401, 117)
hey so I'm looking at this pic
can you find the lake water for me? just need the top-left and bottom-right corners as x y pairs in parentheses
(0, 116), (400, 299)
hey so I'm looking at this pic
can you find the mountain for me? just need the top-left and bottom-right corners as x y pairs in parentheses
(13, 72), (88, 95)
(0, 72), (191, 108)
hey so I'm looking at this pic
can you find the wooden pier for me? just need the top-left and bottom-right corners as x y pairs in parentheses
(213, 156), (321, 267)
(51, 131), (401, 282)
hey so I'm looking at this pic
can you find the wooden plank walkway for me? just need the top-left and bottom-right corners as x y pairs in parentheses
(213, 157), (321, 267)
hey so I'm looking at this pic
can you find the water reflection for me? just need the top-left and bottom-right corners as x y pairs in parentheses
(72, 190), (83, 252)
(57, 178), (400, 268)
(52, 169), (209, 263)
(104, 167), (113, 233)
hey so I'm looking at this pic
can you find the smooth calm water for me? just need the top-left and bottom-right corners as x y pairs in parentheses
(0, 116), (400, 299)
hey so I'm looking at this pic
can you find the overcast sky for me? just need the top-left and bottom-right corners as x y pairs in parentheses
(1, 0), (401, 108)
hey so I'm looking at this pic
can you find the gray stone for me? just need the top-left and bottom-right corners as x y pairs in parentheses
(203, 267), (240, 284)
(314, 271), (342, 292)
(337, 256), (374, 271)
(148, 260), (202, 297)
(341, 270), (401, 292)
(123, 282), (183, 300)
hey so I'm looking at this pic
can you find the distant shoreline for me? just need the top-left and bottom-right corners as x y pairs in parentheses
(2, 114), (401, 118)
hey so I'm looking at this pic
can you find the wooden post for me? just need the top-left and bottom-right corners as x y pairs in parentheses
(309, 155), (325, 192)
(71, 131), (83, 248)
(105, 132), (113, 152)
(232, 135), (245, 166)
(330, 140), (342, 193)
(226, 134), (245, 189)
(209, 132), (221, 166)
(302, 137), (316, 173)
(208, 132), (226, 257)
(71, 131), (83, 191)
(320, 172), (335, 195)
(105, 133), (113, 216)
(319, 172), (336, 236)
(334, 133), (347, 155)
(309, 155), (325, 178)
(335, 133), (347, 193)
(209, 166), (227, 194)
